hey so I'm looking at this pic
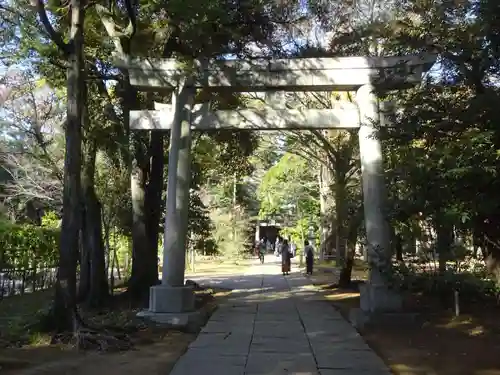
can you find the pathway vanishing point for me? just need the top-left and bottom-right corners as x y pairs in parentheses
(171, 260), (391, 375)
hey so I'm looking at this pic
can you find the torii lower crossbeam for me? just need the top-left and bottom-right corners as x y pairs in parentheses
(130, 105), (361, 131)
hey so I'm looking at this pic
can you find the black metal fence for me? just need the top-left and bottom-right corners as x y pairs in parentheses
(0, 267), (57, 299)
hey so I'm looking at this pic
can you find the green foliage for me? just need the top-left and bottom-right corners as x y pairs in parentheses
(95, 152), (131, 234)
(280, 218), (317, 247)
(383, 259), (500, 306)
(0, 220), (59, 268)
(188, 193), (216, 255)
(193, 125), (260, 257)
(210, 208), (254, 258)
(249, 132), (283, 173)
(257, 152), (321, 250)
(0, 289), (53, 346)
(110, 230), (132, 277)
(41, 211), (60, 228)
(258, 153), (319, 221)
(195, 130), (258, 188)
(311, 0), (500, 289)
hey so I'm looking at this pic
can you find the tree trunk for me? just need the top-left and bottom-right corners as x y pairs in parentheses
(114, 246), (121, 280)
(94, 13), (154, 301)
(52, 0), (85, 332)
(472, 227), (482, 259)
(338, 239), (353, 287)
(389, 224), (404, 261)
(116, 69), (154, 301)
(338, 256), (354, 287)
(478, 224), (500, 286)
(407, 224), (417, 255)
(81, 139), (108, 306)
(436, 214), (453, 273)
(338, 220), (360, 288)
(78, 125), (89, 301)
(486, 254), (500, 286)
(334, 174), (347, 274)
(144, 132), (164, 282)
(129, 108), (166, 300)
(84, 186), (109, 306)
(395, 234), (403, 262)
(318, 163), (331, 260)
(77, 225), (90, 301)
(103, 213), (112, 282)
(128, 138), (152, 300)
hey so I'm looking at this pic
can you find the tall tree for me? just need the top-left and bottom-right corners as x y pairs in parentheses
(31, 0), (86, 330)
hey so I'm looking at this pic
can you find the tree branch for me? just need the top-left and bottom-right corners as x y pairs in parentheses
(95, 4), (124, 55)
(1, 153), (62, 205)
(284, 143), (326, 167)
(96, 1), (136, 56)
(89, 64), (121, 125)
(345, 165), (360, 181)
(31, 0), (70, 55)
(123, 0), (137, 39)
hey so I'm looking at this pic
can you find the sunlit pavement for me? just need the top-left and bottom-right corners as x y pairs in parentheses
(170, 259), (391, 375)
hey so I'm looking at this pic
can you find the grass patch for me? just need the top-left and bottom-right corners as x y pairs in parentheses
(0, 290), (53, 347)
(185, 258), (254, 275)
(317, 259), (337, 267)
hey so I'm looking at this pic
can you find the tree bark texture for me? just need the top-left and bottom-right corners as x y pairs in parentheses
(318, 163), (332, 259)
(335, 174), (348, 285)
(144, 132), (164, 278)
(52, 0), (86, 332)
(128, 133), (154, 300)
(115, 69), (156, 301)
(81, 139), (109, 306)
(435, 214), (453, 273)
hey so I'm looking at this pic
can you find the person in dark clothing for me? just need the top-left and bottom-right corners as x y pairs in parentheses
(304, 240), (314, 275)
(281, 239), (291, 275)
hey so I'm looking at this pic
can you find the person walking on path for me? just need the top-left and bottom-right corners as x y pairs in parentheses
(281, 239), (291, 275)
(275, 236), (282, 257)
(304, 240), (314, 275)
(290, 242), (297, 257)
(257, 238), (266, 264)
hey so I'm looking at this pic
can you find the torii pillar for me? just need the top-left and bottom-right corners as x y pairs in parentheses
(357, 84), (402, 313)
(138, 81), (197, 324)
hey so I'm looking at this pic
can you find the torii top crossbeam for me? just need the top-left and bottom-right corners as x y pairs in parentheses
(115, 53), (436, 92)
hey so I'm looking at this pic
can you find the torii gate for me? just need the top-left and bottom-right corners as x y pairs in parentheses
(117, 54), (435, 323)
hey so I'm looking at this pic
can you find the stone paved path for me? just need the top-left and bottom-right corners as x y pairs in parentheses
(170, 260), (391, 375)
